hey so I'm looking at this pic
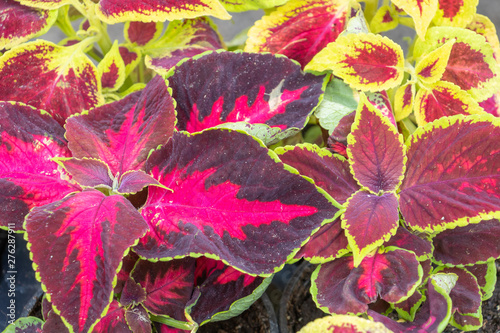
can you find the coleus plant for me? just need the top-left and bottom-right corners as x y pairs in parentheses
(1, 0), (500, 333)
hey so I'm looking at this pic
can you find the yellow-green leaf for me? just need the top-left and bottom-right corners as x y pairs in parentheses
(98, 41), (126, 92)
(391, 0), (438, 40)
(466, 14), (500, 63)
(433, 0), (478, 28)
(219, 0), (289, 12)
(369, 5), (399, 34)
(394, 82), (415, 121)
(415, 39), (455, 85)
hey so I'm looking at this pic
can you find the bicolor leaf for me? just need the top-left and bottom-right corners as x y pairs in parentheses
(66, 75), (176, 175)
(342, 191), (400, 266)
(43, 309), (70, 332)
(326, 111), (355, 158)
(432, 219), (500, 266)
(117, 170), (163, 194)
(245, 0), (350, 68)
(384, 227), (433, 261)
(347, 94), (405, 193)
(96, 0), (231, 24)
(391, 0), (438, 39)
(433, 0), (478, 28)
(0, 101), (80, 231)
(306, 33), (405, 92)
(119, 45), (141, 77)
(145, 18), (224, 74)
(14, 0), (71, 9)
(466, 14), (500, 62)
(311, 249), (422, 315)
(134, 129), (338, 275)
(413, 27), (499, 102)
(219, 0), (288, 11)
(54, 157), (113, 189)
(169, 51), (326, 139)
(369, 5), (399, 34)
(400, 114), (500, 233)
(298, 315), (393, 333)
(25, 189), (149, 333)
(414, 81), (483, 126)
(415, 39), (455, 85)
(392, 288), (426, 322)
(125, 304), (152, 333)
(92, 300), (133, 333)
(0, 0), (57, 50)
(275, 143), (360, 204)
(479, 92), (500, 117)
(125, 21), (163, 47)
(365, 91), (396, 127)
(120, 277), (147, 307)
(2, 317), (44, 332)
(0, 40), (102, 125)
(98, 41), (126, 92)
(394, 83), (415, 121)
(467, 260), (497, 301)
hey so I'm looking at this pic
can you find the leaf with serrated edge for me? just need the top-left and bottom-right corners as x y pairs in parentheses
(394, 83), (415, 121)
(117, 170), (164, 194)
(53, 157), (113, 189)
(298, 314), (393, 333)
(0, 1), (57, 50)
(467, 260), (497, 301)
(125, 21), (163, 47)
(0, 101), (80, 231)
(400, 114), (500, 233)
(306, 33), (404, 92)
(365, 91), (396, 127)
(245, 0), (350, 68)
(14, 0), (71, 9)
(219, 0), (288, 12)
(96, 0), (231, 24)
(93, 300), (133, 333)
(347, 93), (406, 193)
(391, 0), (438, 40)
(24, 189), (148, 333)
(98, 41), (126, 92)
(414, 81), (484, 126)
(415, 40), (455, 85)
(0, 40), (102, 126)
(466, 14), (500, 62)
(134, 129), (339, 275)
(369, 5), (399, 34)
(384, 226), (433, 261)
(433, 0), (478, 28)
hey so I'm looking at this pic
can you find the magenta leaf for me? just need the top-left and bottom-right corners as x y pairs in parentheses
(66, 75), (176, 176)
(169, 51), (326, 142)
(131, 258), (195, 322)
(0, 101), (80, 231)
(25, 189), (148, 333)
(93, 300), (133, 333)
(312, 248), (422, 315)
(117, 170), (163, 194)
(400, 115), (500, 232)
(432, 219), (500, 266)
(125, 304), (152, 333)
(135, 130), (338, 275)
(347, 94), (405, 193)
(343, 191), (399, 265)
(54, 157), (113, 189)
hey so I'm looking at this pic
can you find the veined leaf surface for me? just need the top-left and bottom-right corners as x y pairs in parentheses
(433, 0), (478, 28)
(391, 0), (438, 39)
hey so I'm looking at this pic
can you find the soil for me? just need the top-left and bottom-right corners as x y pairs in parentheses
(281, 261), (500, 333)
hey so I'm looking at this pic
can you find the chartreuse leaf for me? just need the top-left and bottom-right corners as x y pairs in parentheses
(145, 17), (224, 74)
(0, 1), (57, 50)
(66, 75), (176, 176)
(311, 248), (422, 315)
(297, 314), (392, 333)
(245, 0), (350, 68)
(306, 33), (405, 92)
(24, 189), (149, 333)
(98, 41), (126, 92)
(0, 40), (102, 125)
(125, 21), (163, 47)
(96, 0), (231, 24)
(2, 317), (43, 332)
(219, 0), (288, 11)
(391, 0), (438, 40)
(414, 81), (483, 126)
(413, 27), (500, 102)
(14, 0), (71, 9)
(347, 93), (406, 193)
(432, 219), (500, 266)
(168, 51), (326, 144)
(368, 273), (456, 332)
(466, 14), (500, 61)
(393, 83), (415, 121)
(0, 101), (80, 231)
(433, 0), (478, 28)
(415, 39), (455, 85)
(435, 267), (482, 330)
(369, 5), (399, 34)
(467, 260), (497, 301)
(134, 129), (339, 275)
(400, 114), (500, 233)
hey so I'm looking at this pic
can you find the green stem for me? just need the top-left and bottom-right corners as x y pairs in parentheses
(56, 6), (76, 37)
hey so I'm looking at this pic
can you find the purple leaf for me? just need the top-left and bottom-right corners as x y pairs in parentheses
(54, 157), (113, 188)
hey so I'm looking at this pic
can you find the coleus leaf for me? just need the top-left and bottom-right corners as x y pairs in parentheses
(92, 300), (133, 333)
(0, 0), (57, 50)
(392, 287), (426, 322)
(244, 0), (350, 68)
(413, 27), (499, 102)
(120, 277), (147, 307)
(311, 248), (422, 315)
(383, 227), (433, 261)
(169, 51), (326, 143)
(393, 83), (415, 121)
(25, 189), (149, 333)
(54, 157), (113, 189)
(219, 0), (288, 12)
(347, 93), (405, 193)
(0, 101), (80, 231)
(117, 170), (163, 194)
(134, 129), (339, 275)
(466, 14), (500, 61)
(306, 33), (405, 92)
(399, 114), (500, 233)
(480, 93), (500, 117)
(0, 40), (102, 125)
(390, 0), (438, 39)
(432, 219), (500, 266)
(2, 317), (43, 332)
(415, 40), (455, 85)
(125, 304), (152, 333)
(145, 17), (224, 74)
(467, 260), (497, 301)
(342, 191), (399, 266)
(13, 0), (71, 9)
(365, 91), (396, 127)
(44, 309), (70, 332)
(326, 111), (355, 158)
(368, 273), (457, 333)
(432, 0), (478, 28)
(435, 266), (482, 330)
(119, 45), (141, 77)
(96, 0), (231, 24)
(66, 75), (176, 176)
(125, 21), (163, 47)
(414, 81), (483, 126)
(98, 41), (126, 92)
(297, 314), (393, 333)
(369, 5), (398, 34)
